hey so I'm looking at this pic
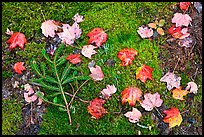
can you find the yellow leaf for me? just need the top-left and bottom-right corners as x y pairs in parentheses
(171, 87), (189, 100)
(148, 23), (157, 29)
(157, 27), (165, 35)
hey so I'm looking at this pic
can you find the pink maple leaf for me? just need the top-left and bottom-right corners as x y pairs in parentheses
(89, 65), (104, 81)
(41, 20), (59, 37)
(124, 107), (142, 123)
(140, 92), (163, 111)
(24, 87), (38, 103)
(137, 26), (153, 38)
(72, 13), (84, 23)
(81, 45), (97, 59)
(160, 71), (181, 91)
(57, 23), (76, 45)
(101, 84), (117, 99)
(172, 13), (192, 27)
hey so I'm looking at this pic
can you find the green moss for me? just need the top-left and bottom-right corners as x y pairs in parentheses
(2, 99), (23, 135)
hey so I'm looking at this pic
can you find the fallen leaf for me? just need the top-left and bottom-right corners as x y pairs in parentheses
(118, 48), (137, 66)
(171, 87), (189, 100)
(87, 28), (108, 47)
(5, 28), (13, 35)
(121, 87), (142, 107)
(158, 19), (165, 27)
(136, 64), (153, 83)
(148, 23), (157, 29)
(140, 92), (163, 111)
(137, 26), (153, 38)
(194, 2), (202, 14)
(66, 53), (81, 64)
(163, 107), (183, 128)
(178, 37), (193, 48)
(24, 87), (38, 103)
(160, 71), (181, 91)
(89, 65), (104, 81)
(72, 13), (84, 23)
(24, 84), (32, 91)
(57, 22), (82, 45)
(41, 20), (59, 37)
(101, 84), (117, 99)
(185, 82), (198, 94)
(7, 32), (27, 51)
(87, 98), (107, 119)
(179, 2), (191, 11)
(172, 13), (192, 27)
(124, 107), (142, 123)
(157, 27), (165, 35)
(168, 25), (190, 39)
(81, 45), (97, 59)
(13, 62), (26, 74)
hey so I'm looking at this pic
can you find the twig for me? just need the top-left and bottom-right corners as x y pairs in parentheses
(154, 106), (163, 118)
(136, 123), (149, 129)
(173, 57), (180, 73)
(68, 78), (90, 107)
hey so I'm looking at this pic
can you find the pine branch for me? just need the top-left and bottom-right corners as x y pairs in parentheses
(62, 76), (90, 85)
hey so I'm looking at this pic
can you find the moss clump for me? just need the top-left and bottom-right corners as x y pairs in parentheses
(2, 99), (23, 135)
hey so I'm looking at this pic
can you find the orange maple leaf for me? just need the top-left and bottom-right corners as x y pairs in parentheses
(13, 62), (26, 74)
(136, 64), (153, 83)
(163, 107), (183, 128)
(87, 98), (107, 119)
(7, 32), (27, 51)
(118, 48), (137, 66)
(121, 87), (142, 107)
(171, 87), (189, 100)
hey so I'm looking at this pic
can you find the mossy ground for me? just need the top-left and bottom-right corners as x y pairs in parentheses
(2, 99), (23, 135)
(2, 2), (202, 135)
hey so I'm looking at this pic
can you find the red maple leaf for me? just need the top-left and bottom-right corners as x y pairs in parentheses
(87, 98), (107, 119)
(136, 64), (153, 83)
(121, 87), (142, 107)
(179, 2), (191, 11)
(7, 32), (27, 51)
(87, 28), (108, 47)
(163, 107), (183, 128)
(118, 48), (137, 66)
(66, 53), (81, 64)
(13, 62), (26, 74)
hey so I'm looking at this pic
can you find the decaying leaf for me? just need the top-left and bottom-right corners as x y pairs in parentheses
(37, 92), (44, 105)
(194, 2), (202, 14)
(13, 62), (26, 74)
(185, 82), (198, 94)
(72, 13), (84, 23)
(101, 84), (117, 99)
(160, 71), (181, 91)
(41, 20), (59, 37)
(87, 28), (108, 47)
(137, 26), (153, 38)
(66, 53), (81, 64)
(158, 19), (165, 27)
(163, 107), (183, 128)
(171, 87), (189, 100)
(178, 37), (193, 48)
(118, 48), (137, 66)
(136, 64), (153, 83)
(87, 98), (107, 119)
(81, 45), (97, 59)
(121, 87), (142, 107)
(7, 32), (27, 51)
(24, 87), (38, 103)
(89, 65), (104, 81)
(140, 92), (163, 111)
(124, 107), (142, 123)
(172, 13), (192, 27)
(179, 2), (191, 11)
